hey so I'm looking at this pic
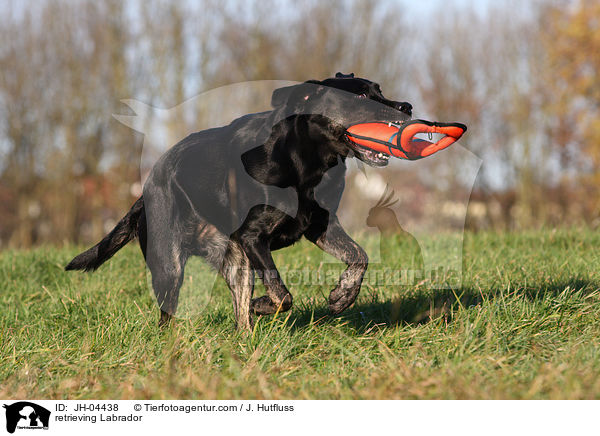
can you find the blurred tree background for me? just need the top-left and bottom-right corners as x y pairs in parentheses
(0, 0), (598, 248)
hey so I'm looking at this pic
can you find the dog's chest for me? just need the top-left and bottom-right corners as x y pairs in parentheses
(266, 169), (344, 250)
(268, 197), (319, 249)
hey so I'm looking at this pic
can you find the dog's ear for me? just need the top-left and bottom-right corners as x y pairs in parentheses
(335, 72), (355, 78)
(271, 80), (323, 108)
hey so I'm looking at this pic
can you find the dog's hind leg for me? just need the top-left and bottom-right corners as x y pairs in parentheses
(138, 206), (147, 260)
(143, 189), (188, 327)
(194, 223), (255, 330)
(305, 217), (368, 315)
(146, 240), (188, 327)
(220, 241), (255, 330)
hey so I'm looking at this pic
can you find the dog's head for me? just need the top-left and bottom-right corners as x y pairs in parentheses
(271, 72), (413, 167)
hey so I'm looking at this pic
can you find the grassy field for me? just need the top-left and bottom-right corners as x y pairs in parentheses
(2, 229), (600, 399)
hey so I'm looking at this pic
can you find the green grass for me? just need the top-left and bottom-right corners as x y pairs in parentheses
(2, 229), (600, 399)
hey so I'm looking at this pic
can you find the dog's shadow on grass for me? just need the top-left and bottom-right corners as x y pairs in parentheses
(286, 278), (600, 333)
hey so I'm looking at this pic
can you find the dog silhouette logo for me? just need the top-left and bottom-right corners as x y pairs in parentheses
(2, 402), (50, 433)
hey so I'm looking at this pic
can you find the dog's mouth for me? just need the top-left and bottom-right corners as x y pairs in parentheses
(346, 138), (390, 167)
(344, 117), (407, 167)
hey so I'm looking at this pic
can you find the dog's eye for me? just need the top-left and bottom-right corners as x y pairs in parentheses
(356, 93), (367, 99)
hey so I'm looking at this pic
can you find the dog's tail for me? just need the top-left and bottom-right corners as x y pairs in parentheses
(65, 196), (144, 272)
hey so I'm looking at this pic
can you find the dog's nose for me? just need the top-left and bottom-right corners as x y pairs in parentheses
(396, 102), (412, 116)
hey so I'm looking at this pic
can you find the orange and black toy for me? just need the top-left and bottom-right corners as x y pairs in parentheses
(346, 119), (467, 160)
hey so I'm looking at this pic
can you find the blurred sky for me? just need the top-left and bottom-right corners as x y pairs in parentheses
(401, 0), (491, 16)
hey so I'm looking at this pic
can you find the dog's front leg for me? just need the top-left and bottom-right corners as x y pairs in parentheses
(306, 217), (368, 315)
(238, 237), (293, 316)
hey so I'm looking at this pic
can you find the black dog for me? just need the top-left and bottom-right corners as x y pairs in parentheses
(66, 72), (413, 329)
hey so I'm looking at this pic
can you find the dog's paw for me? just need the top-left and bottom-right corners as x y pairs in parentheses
(235, 314), (255, 332)
(328, 286), (360, 315)
(251, 294), (293, 315)
(251, 296), (276, 315)
(158, 310), (173, 328)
